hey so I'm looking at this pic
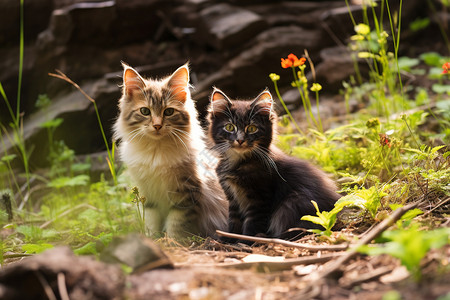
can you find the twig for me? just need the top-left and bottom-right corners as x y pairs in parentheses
(302, 200), (421, 282)
(216, 230), (349, 252)
(189, 253), (345, 272)
(57, 272), (70, 300)
(34, 270), (57, 300)
(421, 197), (450, 217)
(2, 253), (34, 259)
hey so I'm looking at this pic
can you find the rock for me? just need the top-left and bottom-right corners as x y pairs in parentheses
(100, 233), (174, 274)
(247, 1), (344, 28)
(1, 80), (101, 168)
(320, 5), (363, 44)
(0, 247), (125, 300)
(315, 46), (369, 92)
(198, 3), (268, 50)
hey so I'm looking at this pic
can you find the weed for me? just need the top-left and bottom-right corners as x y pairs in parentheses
(131, 186), (147, 235)
(270, 52), (324, 133)
(301, 199), (354, 237)
(0, 0), (30, 204)
(48, 71), (118, 185)
(358, 224), (450, 281)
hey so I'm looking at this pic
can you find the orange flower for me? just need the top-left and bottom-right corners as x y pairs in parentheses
(295, 57), (306, 67)
(281, 53), (306, 68)
(442, 62), (450, 74)
(281, 58), (293, 68)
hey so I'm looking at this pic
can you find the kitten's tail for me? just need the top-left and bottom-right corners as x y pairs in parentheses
(200, 178), (228, 237)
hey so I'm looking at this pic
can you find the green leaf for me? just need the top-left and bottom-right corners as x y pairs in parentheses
(40, 118), (63, 129)
(431, 145), (446, 154)
(397, 57), (420, 71)
(432, 84), (450, 94)
(74, 242), (98, 255)
(420, 52), (443, 67)
(71, 162), (91, 173)
(409, 17), (430, 32)
(300, 215), (323, 225)
(1, 154), (17, 163)
(48, 175), (90, 188)
(22, 243), (53, 254)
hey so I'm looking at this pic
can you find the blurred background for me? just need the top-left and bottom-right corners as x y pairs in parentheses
(0, 0), (448, 169)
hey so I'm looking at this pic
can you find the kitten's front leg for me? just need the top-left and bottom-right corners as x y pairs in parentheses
(144, 206), (163, 238)
(220, 199), (243, 244)
(242, 205), (270, 238)
(165, 190), (201, 241)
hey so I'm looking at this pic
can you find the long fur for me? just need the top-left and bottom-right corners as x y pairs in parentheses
(207, 89), (340, 241)
(114, 64), (228, 240)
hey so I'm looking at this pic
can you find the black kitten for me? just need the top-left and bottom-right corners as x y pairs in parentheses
(207, 88), (340, 241)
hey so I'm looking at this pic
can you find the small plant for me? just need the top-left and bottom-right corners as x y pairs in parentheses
(301, 199), (353, 236)
(270, 52), (324, 133)
(358, 224), (450, 281)
(49, 71), (118, 184)
(131, 186), (147, 235)
(0, 0), (30, 203)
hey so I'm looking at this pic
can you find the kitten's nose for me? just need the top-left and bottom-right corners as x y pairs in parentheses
(237, 140), (244, 145)
(153, 124), (162, 131)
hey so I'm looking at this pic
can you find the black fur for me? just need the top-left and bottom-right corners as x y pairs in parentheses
(207, 89), (340, 242)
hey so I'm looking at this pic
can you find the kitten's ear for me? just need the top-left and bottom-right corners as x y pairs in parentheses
(122, 63), (146, 98)
(167, 64), (190, 104)
(251, 90), (273, 115)
(210, 88), (232, 115)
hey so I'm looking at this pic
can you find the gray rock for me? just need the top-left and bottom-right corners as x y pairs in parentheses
(315, 46), (369, 92)
(198, 3), (268, 50)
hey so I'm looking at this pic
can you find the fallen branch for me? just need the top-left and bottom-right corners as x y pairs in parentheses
(184, 253), (345, 272)
(216, 230), (349, 252)
(302, 200), (421, 282)
(421, 196), (450, 218)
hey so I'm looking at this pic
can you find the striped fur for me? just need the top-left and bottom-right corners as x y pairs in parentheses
(114, 64), (228, 240)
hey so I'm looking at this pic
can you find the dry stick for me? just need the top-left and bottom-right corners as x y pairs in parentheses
(3, 253), (33, 259)
(57, 272), (70, 300)
(216, 230), (348, 252)
(303, 200), (421, 282)
(421, 196), (450, 218)
(218, 253), (345, 272)
(34, 270), (57, 300)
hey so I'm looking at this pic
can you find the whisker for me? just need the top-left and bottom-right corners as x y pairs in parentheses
(253, 145), (286, 182)
(128, 128), (144, 143)
(171, 131), (189, 153)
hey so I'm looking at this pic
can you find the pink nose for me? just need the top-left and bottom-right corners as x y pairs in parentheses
(153, 124), (162, 131)
(237, 140), (244, 145)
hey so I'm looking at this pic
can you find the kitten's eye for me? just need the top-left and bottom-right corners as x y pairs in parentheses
(224, 123), (236, 133)
(164, 108), (174, 116)
(140, 107), (151, 116)
(246, 125), (258, 134)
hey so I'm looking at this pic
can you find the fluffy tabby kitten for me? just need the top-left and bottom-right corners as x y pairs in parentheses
(113, 63), (228, 240)
(207, 88), (340, 240)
